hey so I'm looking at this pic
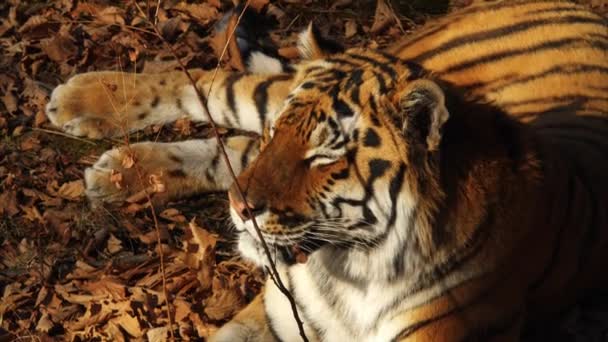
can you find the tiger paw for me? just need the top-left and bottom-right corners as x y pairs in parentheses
(45, 73), (134, 139)
(84, 143), (194, 207)
(46, 71), (190, 139)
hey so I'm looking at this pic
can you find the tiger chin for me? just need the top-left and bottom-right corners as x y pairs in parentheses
(44, 1), (608, 341)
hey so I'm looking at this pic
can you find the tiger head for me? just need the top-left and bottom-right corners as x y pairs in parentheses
(228, 28), (530, 279)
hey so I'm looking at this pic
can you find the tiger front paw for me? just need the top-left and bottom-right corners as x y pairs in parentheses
(46, 71), (191, 139)
(45, 73), (133, 139)
(84, 143), (194, 207)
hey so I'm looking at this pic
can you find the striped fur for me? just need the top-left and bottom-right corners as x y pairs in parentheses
(46, 1), (608, 341)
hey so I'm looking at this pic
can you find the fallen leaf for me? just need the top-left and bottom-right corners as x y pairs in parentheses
(110, 170), (123, 190)
(36, 312), (54, 333)
(97, 6), (125, 26)
(149, 173), (166, 193)
(106, 234), (123, 254)
(345, 20), (358, 38)
(371, 0), (396, 34)
(57, 180), (85, 200)
(20, 136), (41, 151)
(173, 3), (219, 25)
(40, 33), (77, 63)
(0, 190), (19, 216)
(121, 153), (136, 169)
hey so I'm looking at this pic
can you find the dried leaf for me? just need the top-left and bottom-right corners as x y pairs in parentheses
(121, 153), (136, 169)
(97, 6), (125, 26)
(371, 0), (396, 34)
(149, 173), (166, 193)
(36, 312), (54, 333)
(106, 234), (123, 254)
(209, 13), (245, 71)
(110, 169), (123, 189)
(344, 20), (358, 38)
(57, 180), (85, 200)
(173, 3), (219, 24)
(41, 33), (77, 63)
(0, 190), (19, 216)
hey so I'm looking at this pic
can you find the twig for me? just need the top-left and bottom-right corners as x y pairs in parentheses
(95, 54), (176, 341)
(132, 2), (309, 341)
(31, 128), (98, 146)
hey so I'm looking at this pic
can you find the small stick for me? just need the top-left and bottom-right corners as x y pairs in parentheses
(31, 127), (98, 146)
(132, 2), (309, 341)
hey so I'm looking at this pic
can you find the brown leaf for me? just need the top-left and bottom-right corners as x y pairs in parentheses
(106, 234), (123, 254)
(147, 327), (168, 342)
(57, 180), (85, 200)
(371, 0), (396, 34)
(40, 33), (77, 63)
(121, 152), (136, 169)
(110, 169), (123, 190)
(173, 3), (219, 25)
(97, 6), (126, 26)
(18, 15), (56, 40)
(204, 277), (243, 320)
(36, 312), (54, 333)
(149, 173), (166, 193)
(249, 0), (270, 11)
(180, 219), (217, 290)
(344, 20), (358, 39)
(1, 76), (17, 114)
(0, 190), (19, 216)
(160, 208), (186, 223)
(210, 13), (245, 71)
(20, 136), (41, 151)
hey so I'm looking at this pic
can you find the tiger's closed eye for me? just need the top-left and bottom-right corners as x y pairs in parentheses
(304, 154), (340, 168)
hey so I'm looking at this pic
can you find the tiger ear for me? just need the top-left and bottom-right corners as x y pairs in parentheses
(298, 23), (344, 60)
(394, 79), (449, 151)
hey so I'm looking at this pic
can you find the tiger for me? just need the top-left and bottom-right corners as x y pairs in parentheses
(44, 1), (608, 341)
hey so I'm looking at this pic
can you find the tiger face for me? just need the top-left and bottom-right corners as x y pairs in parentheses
(229, 48), (449, 269)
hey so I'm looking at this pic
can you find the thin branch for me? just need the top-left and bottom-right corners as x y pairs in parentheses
(132, 1), (309, 341)
(31, 128), (98, 145)
(96, 52), (176, 341)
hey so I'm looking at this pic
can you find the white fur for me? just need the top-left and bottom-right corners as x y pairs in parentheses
(224, 169), (486, 341)
(248, 52), (284, 74)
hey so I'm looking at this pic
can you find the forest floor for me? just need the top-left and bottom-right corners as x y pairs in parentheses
(1, 0), (607, 341)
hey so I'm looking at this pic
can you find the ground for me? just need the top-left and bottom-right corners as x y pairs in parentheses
(1, 0), (607, 341)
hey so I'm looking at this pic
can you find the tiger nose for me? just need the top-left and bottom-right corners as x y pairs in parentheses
(228, 187), (266, 221)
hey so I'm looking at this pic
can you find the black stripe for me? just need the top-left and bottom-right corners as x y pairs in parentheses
(225, 73), (247, 121)
(501, 94), (608, 109)
(240, 138), (257, 169)
(392, 1), (580, 53)
(391, 272), (507, 341)
(413, 16), (606, 64)
(386, 163), (406, 229)
(253, 74), (292, 128)
(441, 38), (608, 75)
(524, 6), (590, 16)
(486, 64), (608, 93)
(345, 53), (398, 81)
(345, 69), (364, 105)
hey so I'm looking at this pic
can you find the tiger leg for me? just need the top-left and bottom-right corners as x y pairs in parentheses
(46, 70), (293, 138)
(209, 292), (277, 342)
(84, 136), (259, 206)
